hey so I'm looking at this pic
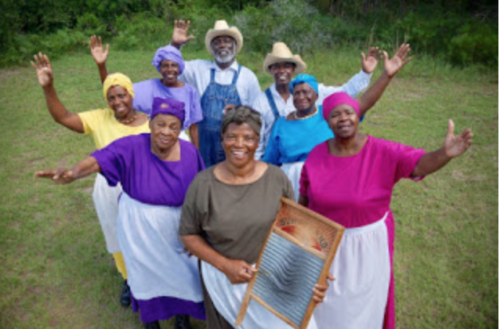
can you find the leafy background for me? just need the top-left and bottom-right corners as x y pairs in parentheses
(0, 0), (497, 67)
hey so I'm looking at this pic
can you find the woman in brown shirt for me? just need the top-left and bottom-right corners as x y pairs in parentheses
(180, 106), (328, 329)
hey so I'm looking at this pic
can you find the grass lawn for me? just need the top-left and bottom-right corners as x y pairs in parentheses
(0, 46), (497, 328)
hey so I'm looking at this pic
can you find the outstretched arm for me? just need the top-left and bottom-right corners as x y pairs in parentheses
(35, 156), (101, 184)
(171, 20), (196, 49)
(89, 35), (109, 84)
(411, 120), (473, 177)
(31, 53), (84, 133)
(358, 43), (412, 117)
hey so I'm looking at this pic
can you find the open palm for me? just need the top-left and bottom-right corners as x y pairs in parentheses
(384, 43), (412, 78)
(172, 20), (195, 46)
(89, 35), (108, 65)
(361, 47), (381, 74)
(31, 53), (53, 88)
(443, 120), (473, 158)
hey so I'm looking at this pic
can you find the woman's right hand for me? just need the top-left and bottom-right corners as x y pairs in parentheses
(172, 20), (195, 47)
(221, 258), (257, 284)
(31, 53), (53, 88)
(89, 35), (109, 65)
(35, 168), (77, 184)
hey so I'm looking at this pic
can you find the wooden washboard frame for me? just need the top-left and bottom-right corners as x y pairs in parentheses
(235, 197), (345, 329)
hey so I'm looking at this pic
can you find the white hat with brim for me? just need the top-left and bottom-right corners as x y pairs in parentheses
(205, 20), (243, 55)
(263, 42), (307, 75)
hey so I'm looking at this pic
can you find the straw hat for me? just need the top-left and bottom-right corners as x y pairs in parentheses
(263, 42), (306, 75)
(205, 20), (243, 55)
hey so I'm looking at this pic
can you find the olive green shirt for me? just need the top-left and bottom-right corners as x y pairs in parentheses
(180, 165), (294, 264)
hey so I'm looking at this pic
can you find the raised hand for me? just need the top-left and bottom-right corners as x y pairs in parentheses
(35, 168), (77, 184)
(31, 53), (53, 88)
(89, 35), (109, 65)
(383, 43), (412, 78)
(443, 120), (473, 158)
(172, 20), (195, 46)
(361, 47), (382, 74)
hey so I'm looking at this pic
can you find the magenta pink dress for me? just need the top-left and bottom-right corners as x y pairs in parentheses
(300, 135), (425, 329)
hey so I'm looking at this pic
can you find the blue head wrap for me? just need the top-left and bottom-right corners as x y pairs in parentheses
(151, 97), (185, 124)
(289, 73), (319, 94)
(151, 45), (185, 74)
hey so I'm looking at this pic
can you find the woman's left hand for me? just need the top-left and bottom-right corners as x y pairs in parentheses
(443, 119), (473, 158)
(361, 47), (382, 74)
(383, 43), (412, 78)
(312, 273), (335, 305)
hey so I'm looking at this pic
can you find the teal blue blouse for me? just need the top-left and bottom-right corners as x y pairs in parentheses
(262, 106), (334, 166)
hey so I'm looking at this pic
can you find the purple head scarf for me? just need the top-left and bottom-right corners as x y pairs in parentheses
(151, 97), (186, 124)
(152, 45), (185, 74)
(322, 92), (360, 120)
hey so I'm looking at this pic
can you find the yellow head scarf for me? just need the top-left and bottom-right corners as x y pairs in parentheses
(103, 73), (135, 100)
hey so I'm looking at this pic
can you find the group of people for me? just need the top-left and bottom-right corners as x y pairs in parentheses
(33, 18), (473, 329)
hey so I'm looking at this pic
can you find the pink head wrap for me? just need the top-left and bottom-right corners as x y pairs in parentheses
(322, 92), (360, 121)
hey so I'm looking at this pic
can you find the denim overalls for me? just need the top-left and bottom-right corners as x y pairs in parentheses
(199, 66), (242, 167)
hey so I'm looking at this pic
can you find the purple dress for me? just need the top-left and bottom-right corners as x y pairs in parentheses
(91, 135), (206, 322)
(133, 79), (203, 131)
(300, 136), (425, 329)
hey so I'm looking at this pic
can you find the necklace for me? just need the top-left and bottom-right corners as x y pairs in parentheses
(294, 107), (318, 120)
(118, 112), (137, 125)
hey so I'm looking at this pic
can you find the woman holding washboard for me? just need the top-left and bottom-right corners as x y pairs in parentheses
(179, 106), (329, 329)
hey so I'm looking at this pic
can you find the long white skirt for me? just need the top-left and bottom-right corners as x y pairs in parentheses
(92, 173), (122, 253)
(179, 130), (190, 142)
(117, 192), (203, 302)
(314, 213), (391, 329)
(281, 162), (304, 202)
(201, 261), (318, 329)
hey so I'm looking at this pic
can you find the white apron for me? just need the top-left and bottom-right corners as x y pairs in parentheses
(92, 173), (122, 253)
(201, 261), (318, 329)
(314, 212), (391, 329)
(117, 192), (203, 303)
(281, 161), (304, 202)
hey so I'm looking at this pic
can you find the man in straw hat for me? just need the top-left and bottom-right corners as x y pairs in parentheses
(170, 20), (261, 167)
(253, 42), (381, 159)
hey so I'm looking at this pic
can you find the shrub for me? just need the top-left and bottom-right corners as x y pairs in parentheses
(113, 13), (167, 51)
(76, 13), (108, 37)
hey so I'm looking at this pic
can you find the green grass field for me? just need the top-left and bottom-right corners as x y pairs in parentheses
(0, 46), (497, 328)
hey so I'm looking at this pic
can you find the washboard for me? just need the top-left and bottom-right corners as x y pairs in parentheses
(235, 197), (345, 329)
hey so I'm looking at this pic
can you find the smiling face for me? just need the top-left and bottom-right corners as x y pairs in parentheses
(211, 36), (236, 64)
(149, 113), (181, 152)
(270, 62), (296, 86)
(292, 83), (318, 113)
(222, 122), (259, 167)
(328, 104), (359, 139)
(159, 60), (180, 86)
(106, 86), (133, 119)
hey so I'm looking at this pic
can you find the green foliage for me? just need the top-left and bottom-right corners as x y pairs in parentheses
(114, 13), (167, 50)
(1, 29), (87, 68)
(0, 0), (497, 68)
(448, 21), (498, 66)
(76, 13), (108, 37)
